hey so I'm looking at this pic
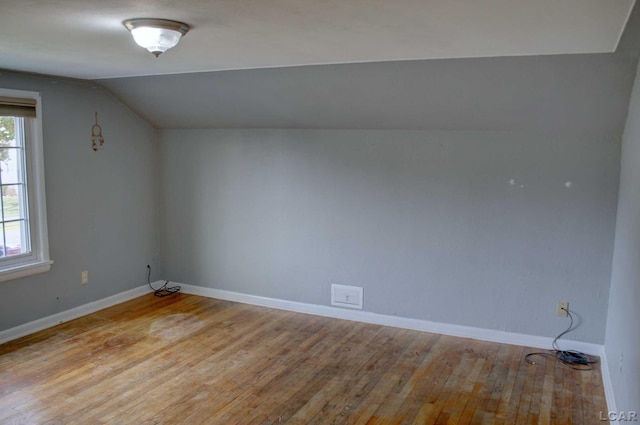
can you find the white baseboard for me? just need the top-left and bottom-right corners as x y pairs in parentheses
(0, 283), (155, 345)
(600, 349), (618, 420)
(176, 283), (603, 355)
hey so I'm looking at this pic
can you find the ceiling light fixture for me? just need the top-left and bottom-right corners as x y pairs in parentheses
(123, 18), (190, 57)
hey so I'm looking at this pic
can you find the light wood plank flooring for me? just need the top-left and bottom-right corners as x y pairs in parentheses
(0, 293), (608, 424)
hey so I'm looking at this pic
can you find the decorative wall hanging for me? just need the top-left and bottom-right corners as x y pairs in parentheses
(91, 112), (104, 151)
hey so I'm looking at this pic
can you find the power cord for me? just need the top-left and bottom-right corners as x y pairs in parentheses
(147, 265), (180, 297)
(525, 307), (598, 370)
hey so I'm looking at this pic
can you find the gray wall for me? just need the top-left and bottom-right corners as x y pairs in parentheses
(159, 128), (619, 343)
(0, 71), (159, 332)
(605, 59), (640, 412)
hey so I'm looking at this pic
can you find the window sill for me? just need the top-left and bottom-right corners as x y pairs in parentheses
(0, 259), (53, 283)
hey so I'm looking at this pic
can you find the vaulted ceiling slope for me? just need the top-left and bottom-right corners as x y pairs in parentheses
(2, 0), (639, 132)
(99, 53), (638, 134)
(102, 1), (640, 134)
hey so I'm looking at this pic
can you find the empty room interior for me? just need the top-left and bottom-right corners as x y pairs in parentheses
(0, 0), (639, 423)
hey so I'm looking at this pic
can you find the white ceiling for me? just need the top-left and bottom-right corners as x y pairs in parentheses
(0, 0), (635, 80)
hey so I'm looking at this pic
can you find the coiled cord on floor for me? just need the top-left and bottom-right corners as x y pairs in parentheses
(525, 308), (598, 370)
(147, 265), (181, 297)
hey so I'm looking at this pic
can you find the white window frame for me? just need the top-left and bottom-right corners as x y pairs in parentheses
(0, 88), (52, 282)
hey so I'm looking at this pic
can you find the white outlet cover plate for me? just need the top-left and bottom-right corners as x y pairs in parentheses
(557, 301), (569, 317)
(331, 284), (363, 310)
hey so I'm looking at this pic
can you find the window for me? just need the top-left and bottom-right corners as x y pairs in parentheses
(0, 89), (51, 282)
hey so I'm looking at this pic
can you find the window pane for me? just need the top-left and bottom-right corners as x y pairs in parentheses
(3, 185), (26, 221)
(3, 219), (29, 256)
(0, 90), (49, 281)
(0, 116), (18, 147)
(0, 148), (24, 185)
(0, 114), (30, 260)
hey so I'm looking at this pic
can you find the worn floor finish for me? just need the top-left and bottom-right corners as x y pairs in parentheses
(0, 294), (608, 424)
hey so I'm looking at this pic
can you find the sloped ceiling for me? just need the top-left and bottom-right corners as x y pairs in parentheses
(99, 54), (636, 135)
(1, 0), (638, 131)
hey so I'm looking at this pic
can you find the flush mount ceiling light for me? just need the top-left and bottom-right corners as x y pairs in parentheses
(123, 18), (190, 57)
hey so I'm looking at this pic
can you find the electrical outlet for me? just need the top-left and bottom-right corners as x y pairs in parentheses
(557, 301), (568, 317)
(81, 270), (89, 285)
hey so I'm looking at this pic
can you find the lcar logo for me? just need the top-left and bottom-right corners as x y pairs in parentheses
(600, 411), (639, 422)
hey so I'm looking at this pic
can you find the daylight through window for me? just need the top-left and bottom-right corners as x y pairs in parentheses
(0, 89), (51, 282)
(0, 116), (31, 258)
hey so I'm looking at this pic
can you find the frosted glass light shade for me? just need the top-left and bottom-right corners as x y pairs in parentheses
(123, 19), (190, 57)
(130, 27), (181, 56)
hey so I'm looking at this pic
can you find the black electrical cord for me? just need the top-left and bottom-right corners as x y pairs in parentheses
(147, 265), (180, 297)
(525, 307), (598, 370)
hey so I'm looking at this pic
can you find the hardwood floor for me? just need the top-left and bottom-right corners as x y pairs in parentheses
(0, 293), (608, 424)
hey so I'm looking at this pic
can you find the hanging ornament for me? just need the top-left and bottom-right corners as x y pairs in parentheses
(91, 112), (104, 151)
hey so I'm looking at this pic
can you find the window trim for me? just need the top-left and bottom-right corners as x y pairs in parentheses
(0, 88), (52, 282)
